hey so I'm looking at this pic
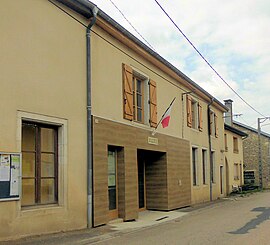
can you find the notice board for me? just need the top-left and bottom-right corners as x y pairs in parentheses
(0, 153), (21, 201)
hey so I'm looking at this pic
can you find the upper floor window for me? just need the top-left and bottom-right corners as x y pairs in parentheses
(233, 136), (239, 153)
(187, 95), (203, 131)
(209, 110), (218, 138)
(22, 122), (58, 207)
(224, 133), (228, 151)
(123, 64), (157, 127)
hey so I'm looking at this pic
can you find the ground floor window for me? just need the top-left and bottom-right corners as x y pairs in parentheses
(192, 147), (198, 186)
(210, 151), (215, 183)
(234, 163), (239, 180)
(21, 121), (58, 206)
(202, 149), (207, 185)
(108, 147), (117, 211)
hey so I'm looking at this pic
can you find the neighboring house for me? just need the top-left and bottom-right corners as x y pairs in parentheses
(233, 122), (270, 189)
(0, 0), (230, 241)
(0, 0), (90, 241)
(223, 100), (248, 194)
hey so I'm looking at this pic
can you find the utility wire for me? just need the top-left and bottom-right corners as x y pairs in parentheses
(108, 0), (156, 51)
(48, 0), (264, 130)
(154, 0), (266, 118)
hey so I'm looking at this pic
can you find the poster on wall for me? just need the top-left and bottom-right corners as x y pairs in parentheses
(0, 153), (21, 201)
(10, 155), (20, 196)
(0, 154), (10, 181)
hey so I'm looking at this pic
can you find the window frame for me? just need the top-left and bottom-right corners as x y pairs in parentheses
(21, 121), (59, 207)
(233, 136), (239, 153)
(132, 75), (145, 123)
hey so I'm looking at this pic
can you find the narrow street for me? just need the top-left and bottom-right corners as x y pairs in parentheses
(4, 191), (270, 245)
(94, 191), (270, 245)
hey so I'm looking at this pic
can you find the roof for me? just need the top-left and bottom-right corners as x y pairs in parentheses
(233, 121), (270, 138)
(224, 124), (248, 137)
(55, 0), (228, 111)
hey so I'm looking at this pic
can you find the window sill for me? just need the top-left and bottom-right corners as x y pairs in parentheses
(21, 203), (62, 213)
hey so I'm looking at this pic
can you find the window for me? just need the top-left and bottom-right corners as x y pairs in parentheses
(224, 134), (228, 151)
(108, 147), (117, 211)
(187, 95), (203, 131)
(233, 137), (239, 153)
(234, 163), (239, 180)
(21, 122), (58, 206)
(123, 64), (157, 127)
(133, 76), (144, 122)
(209, 110), (218, 137)
(192, 147), (198, 186)
(202, 149), (207, 185)
(210, 151), (215, 183)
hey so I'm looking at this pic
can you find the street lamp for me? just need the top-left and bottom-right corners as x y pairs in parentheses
(257, 117), (270, 190)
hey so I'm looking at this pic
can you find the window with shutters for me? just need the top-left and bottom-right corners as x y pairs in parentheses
(123, 64), (157, 127)
(187, 95), (203, 131)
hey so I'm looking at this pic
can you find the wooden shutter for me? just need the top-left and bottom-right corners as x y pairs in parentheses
(187, 95), (192, 127)
(214, 113), (218, 137)
(198, 102), (203, 131)
(149, 79), (157, 127)
(122, 64), (133, 120)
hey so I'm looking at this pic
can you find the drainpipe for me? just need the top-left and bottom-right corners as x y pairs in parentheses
(87, 5), (99, 229)
(207, 98), (214, 201)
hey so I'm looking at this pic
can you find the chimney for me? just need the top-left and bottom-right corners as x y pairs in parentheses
(224, 99), (233, 126)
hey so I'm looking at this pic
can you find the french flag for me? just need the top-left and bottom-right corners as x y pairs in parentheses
(161, 106), (172, 128)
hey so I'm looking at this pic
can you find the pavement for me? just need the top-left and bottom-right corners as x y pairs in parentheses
(0, 197), (229, 245)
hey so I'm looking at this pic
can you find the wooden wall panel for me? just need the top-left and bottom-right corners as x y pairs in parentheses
(93, 116), (191, 226)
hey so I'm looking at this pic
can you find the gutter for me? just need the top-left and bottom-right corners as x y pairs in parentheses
(86, 4), (99, 229)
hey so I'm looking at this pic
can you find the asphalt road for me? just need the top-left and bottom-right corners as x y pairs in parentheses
(94, 191), (270, 245)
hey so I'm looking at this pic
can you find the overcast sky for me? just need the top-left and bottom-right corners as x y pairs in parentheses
(91, 0), (270, 133)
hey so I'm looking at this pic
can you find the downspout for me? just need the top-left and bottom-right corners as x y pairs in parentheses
(207, 98), (214, 201)
(87, 5), (99, 229)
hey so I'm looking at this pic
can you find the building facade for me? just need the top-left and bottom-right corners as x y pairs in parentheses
(0, 0), (89, 241)
(223, 99), (248, 194)
(1, 0), (231, 240)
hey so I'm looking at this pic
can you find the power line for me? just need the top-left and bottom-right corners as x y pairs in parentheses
(153, 0), (266, 118)
(108, 0), (156, 51)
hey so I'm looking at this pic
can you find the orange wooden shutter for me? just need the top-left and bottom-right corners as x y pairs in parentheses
(187, 95), (192, 127)
(149, 79), (157, 127)
(198, 102), (203, 131)
(122, 64), (133, 120)
(214, 113), (218, 137)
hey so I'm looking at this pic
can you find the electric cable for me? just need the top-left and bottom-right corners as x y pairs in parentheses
(107, 0), (156, 51)
(154, 0), (266, 118)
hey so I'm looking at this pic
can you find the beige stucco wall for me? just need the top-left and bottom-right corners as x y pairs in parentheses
(224, 130), (244, 194)
(0, 0), (88, 241)
(91, 23), (226, 205)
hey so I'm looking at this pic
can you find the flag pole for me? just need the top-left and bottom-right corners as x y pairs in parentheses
(152, 97), (176, 136)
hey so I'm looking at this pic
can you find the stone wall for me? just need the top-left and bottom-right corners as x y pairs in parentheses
(233, 123), (270, 188)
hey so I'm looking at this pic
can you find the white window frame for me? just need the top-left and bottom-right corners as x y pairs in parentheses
(132, 68), (150, 126)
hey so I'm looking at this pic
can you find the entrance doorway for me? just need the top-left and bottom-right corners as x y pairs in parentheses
(137, 149), (166, 211)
